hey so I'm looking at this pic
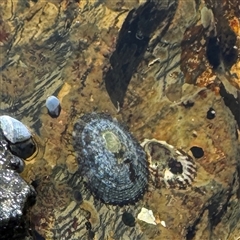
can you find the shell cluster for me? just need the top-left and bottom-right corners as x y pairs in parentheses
(141, 139), (196, 188)
(72, 112), (149, 205)
(0, 115), (36, 160)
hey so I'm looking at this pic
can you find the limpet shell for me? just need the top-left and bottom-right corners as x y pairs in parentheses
(72, 112), (149, 205)
(0, 115), (31, 144)
(141, 139), (196, 188)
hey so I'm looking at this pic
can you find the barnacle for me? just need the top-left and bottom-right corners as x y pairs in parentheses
(141, 139), (196, 189)
(72, 112), (149, 205)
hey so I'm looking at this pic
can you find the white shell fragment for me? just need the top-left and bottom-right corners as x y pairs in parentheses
(137, 207), (157, 225)
(0, 115), (31, 144)
(160, 220), (166, 227)
(46, 96), (61, 118)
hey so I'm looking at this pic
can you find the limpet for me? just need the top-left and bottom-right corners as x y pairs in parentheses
(72, 112), (149, 205)
(141, 139), (196, 188)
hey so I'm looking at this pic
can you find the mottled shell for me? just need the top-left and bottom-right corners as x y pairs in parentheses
(72, 112), (149, 205)
(141, 139), (196, 188)
(0, 116), (31, 144)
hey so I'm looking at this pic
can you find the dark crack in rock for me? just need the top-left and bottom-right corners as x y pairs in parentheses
(0, 132), (36, 239)
(206, 18), (238, 70)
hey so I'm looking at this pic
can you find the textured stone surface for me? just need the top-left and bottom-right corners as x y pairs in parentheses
(0, 0), (240, 239)
(0, 169), (35, 239)
(0, 129), (36, 239)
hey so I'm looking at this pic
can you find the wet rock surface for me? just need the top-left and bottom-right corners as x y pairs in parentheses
(0, 0), (240, 239)
(0, 169), (35, 240)
(0, 129), (36, 240)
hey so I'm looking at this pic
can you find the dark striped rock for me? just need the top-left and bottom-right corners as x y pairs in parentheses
(30, 165), (147, 240)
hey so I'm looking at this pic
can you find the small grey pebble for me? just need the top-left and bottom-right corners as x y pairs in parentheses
(45, 96), (61, 118)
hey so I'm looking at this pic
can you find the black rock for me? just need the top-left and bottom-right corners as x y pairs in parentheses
(0, 129), (36, 239)
(207, 107), (216, 120)
(85, 221), (92, 230)
(190, 146), (204, 158)
(32, 229), (46, 240)
(122, 212), (135, 227)
(8, 138), (36, 160)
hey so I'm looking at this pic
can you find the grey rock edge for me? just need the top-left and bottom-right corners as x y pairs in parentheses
(0, 129), (36, 240)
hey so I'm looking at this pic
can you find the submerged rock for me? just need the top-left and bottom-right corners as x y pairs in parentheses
(122, 212), (135, 227)
(72, 112), (149, 205)
(1, 0), (240, 239)
(0, 130), (36, 239)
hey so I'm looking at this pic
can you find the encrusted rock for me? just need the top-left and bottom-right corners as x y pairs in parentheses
(0, 119), (36, 239)
(0, 169), (36, 239)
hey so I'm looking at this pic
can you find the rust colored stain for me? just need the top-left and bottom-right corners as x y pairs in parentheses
(180, 25), (207, 84)
(0, 20), (9, 43)
(229, 17), (239, 35)
(72, 217), (78, 230)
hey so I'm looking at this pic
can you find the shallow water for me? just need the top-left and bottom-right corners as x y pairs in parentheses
(1, 0), (240, 239)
